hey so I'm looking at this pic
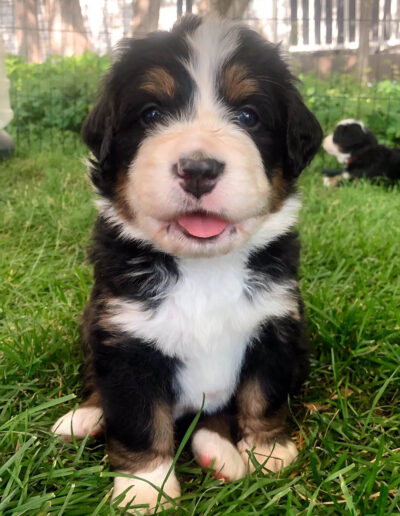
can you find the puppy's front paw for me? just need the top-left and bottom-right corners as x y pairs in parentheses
(112, 461), (181, 514)
(237, 438), (298, 473)
(192, 428), (246, 481)
(51, 406), (104, 440)
(323, 175), (340, 187)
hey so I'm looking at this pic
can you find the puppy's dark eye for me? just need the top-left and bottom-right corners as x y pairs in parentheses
(140, 106), (163, 127)
(235, 108), (259, 129)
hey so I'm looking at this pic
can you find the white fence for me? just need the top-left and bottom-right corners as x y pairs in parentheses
(285, 0), (400, 52)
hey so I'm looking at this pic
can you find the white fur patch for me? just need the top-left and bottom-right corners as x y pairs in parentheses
(51, 406), (103, 438)
(322, 172), (351, 188)
(323, 176), (336, 188)
(104, 195), (300, 417)
(237, 438), (298, 473)
(192, 428), (246, 481)
(107, 249), (297, 417)
(95, 198), (150, 244)
(247, 195), (301, 251)
(186, 18), (239, 113)
(323, 134), (350, 164)
(338, 118), (366, 131)
(112, 460), (181, 514)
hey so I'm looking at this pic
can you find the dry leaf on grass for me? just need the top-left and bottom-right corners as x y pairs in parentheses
(303, 401), (331, 413)
(331, 387), (354, 400)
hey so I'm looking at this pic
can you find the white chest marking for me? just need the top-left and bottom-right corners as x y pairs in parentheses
(107, 253), (297, 416)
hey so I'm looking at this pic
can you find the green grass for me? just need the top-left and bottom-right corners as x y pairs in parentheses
(1, 137), (399, 515)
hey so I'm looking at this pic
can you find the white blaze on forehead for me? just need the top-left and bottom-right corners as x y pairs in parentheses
(337, 119), (367, 132)
(185, 18), (240, 112)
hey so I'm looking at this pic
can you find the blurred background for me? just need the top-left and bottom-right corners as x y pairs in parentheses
(1, 0), (399, 151)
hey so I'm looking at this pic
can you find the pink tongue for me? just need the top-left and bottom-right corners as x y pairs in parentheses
(177, 213), (228, 238)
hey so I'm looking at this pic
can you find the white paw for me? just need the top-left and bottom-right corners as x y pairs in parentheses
(237, 438), (298, 473)
(192, 428), (246, 481)
(51, 406), (104, 439)
(323, 176), (336, 187)
(112, 460), (181, 514)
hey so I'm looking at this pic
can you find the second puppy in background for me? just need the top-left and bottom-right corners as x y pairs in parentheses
(322, 119), (400, 186)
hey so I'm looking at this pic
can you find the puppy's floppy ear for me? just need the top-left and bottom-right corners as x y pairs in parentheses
(81, 88), (113, 166)
(285, 91), (323, 176)
(82, 84), (117, 196)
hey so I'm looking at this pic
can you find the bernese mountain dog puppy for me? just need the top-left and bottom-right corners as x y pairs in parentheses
(52, 15), (322, 513)
(322, 119), (400, 186)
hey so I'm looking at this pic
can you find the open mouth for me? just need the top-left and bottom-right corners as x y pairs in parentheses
(174, 211), (231, 240)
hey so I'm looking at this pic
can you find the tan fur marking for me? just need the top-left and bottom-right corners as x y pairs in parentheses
(223, 63), (259, 102)
(140, 67), (175, 99)
(109, 442), (165, 474)
(108, 403), (174, 474)
(237, 378), (287, 445)
(291, 308), (301, 321)
(269, 168), (290, 213)
(81, 390), (102, 408)
(152, 404), (175, 456)
(115, 170), (135, 222)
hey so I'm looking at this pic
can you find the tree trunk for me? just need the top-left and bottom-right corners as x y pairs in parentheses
(225, 0), (251, 19)
(208, 0), (231, 16)
(209, 0), (250, 18)
(132, 0), (161, 36)
(15, 0), (42, 63)
(44, 0), (92, 57)
(196, 0), (209, 14)
(357, 0), (374, 83)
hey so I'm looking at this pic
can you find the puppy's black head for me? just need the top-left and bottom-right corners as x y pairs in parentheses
(83, 16), (322, 257)
(323, 119), (377, 163)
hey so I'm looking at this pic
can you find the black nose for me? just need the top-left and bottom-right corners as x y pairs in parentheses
(177, 158), (225, 199)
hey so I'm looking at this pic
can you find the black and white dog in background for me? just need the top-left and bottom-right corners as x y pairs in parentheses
(52, 15), (322, 513)
(323, 119), (400, 186)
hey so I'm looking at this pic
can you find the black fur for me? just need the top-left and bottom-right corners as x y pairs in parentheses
(93, 332), (178, 451)
(347, 145), (400, 182)
(90, 218), (179, 307)
(240, 314), (308, 410)
(246, 231), (300, 285)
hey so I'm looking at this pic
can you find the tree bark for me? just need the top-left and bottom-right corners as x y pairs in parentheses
(44, 0), (92, 56)
(196, 0), (209, 14)
(225, 0), (251, 18)
(208, 0), (250, 18)
(132, 0), (161, 36)
(357, 0), (374, 83)
(15, 0), (42, 63)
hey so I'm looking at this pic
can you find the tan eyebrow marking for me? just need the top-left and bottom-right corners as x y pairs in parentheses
(223, 63), (259, 102)
(140, 66), (175, 98)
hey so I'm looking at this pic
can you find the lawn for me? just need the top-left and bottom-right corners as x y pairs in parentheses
(0, 131), (399, 515)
